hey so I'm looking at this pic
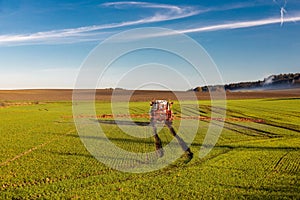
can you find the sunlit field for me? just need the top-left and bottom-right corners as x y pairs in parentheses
(0, 98), (299, 199)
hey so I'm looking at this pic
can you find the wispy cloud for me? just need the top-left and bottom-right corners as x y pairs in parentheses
(0, 2), (299, 46)
(0, 28), (108, 45)
(101, 1), (188, 14)
(0, 2), (200, 46)
(100, 1), (201, 22)
(179, 15), (300, 33)
(111, 14), (300, 41)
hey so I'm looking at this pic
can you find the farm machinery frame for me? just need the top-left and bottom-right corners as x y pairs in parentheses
(149, 100), (193, 161)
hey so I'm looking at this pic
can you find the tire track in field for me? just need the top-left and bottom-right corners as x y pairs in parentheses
(224, 121), (280, 138)
(78, 148), (234, 187)
(227, 107), (300, 133)
(227, 105), (300, 132)
(0, 129), (75, 167)
(273, 152), (290, 170)
(1, 143), (233, 191)
(227, 108), (300, 133)
(204, 119), (279, 138)
(273, 151), (300, 173)
(211, 106), (279, 138)
(0, 139), (56, 167)
(258, 121), (300, 133)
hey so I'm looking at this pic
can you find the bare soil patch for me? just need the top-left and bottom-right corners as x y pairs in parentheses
(0, 88), (299, 101)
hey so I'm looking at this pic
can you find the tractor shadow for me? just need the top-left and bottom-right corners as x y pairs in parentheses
(97, 119), (150, 126)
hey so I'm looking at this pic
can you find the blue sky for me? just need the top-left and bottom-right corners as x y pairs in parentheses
(0, 0), (299, 89)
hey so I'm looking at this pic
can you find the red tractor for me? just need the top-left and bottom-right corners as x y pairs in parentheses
(149, 100), (193, 161)
(150, 100), (173, 122)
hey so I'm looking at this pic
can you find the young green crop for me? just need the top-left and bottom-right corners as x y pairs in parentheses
(0, 99), (299, 199)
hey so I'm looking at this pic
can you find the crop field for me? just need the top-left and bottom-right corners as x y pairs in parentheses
(0, 98), (299, 199)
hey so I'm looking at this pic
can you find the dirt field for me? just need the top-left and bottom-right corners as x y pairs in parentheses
(0, 88), (299, 101)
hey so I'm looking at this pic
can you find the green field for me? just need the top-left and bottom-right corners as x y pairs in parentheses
(0, 98), (299, 199)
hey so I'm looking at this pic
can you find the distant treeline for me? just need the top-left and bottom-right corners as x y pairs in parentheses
(191, 73), (300, 92)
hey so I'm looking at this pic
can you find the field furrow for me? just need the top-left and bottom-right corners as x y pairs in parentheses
(0, 98), (299, 199)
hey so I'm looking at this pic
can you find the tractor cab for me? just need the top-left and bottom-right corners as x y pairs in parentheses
(150, 100), (173, 122)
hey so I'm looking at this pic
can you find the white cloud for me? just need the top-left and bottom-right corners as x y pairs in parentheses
(179, 15), (300, 33)
(110, 14), (300, 41)
(101, 1), (186, 14)
(0, 2), (299, 46)
(0, 2), (199, 46)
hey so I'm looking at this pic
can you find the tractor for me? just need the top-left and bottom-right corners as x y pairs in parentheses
(149, 100), (193, 161)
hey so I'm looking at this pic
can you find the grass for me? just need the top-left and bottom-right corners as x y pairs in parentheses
(0, 98), (299, 199)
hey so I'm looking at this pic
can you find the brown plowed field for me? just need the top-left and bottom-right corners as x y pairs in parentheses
(0, 88), (299, 101)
